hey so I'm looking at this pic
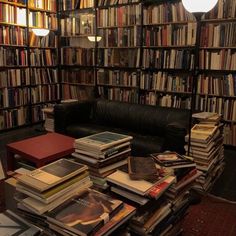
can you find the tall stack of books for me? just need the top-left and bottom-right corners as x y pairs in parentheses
(15, 159), (92, 215)
(42, 107), (54, 132)
(185, 112), (225, 191)
(106, 156), (180, 235)
(72, 131), (133, 190)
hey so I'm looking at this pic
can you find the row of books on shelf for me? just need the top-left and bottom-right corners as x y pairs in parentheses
(199, 49), (236, 70)
(98, 26), (141, 47)
(30, 68), (58, 85)
(0, 3), (26, 25)
(201, 22), (236, 47)
(202, 0), (236, 19)
(97, 69), (138, 87)
(97, 5), (142, 27)
(143, 22), (197, 47)
(0, 26), (27, 46)
(29, 31), (57, 47)
(59, 0), (94, 10)
(224, 124), (236, 146)
(98, 48), (140, 68)
(0, 87), (30, 108)
(28, 0), (57, 12)
(98, 86), (139, 103)
(61, 47), (95, 66)
(31, 84), (60, 103)
(0, 69), (30, 88)
(0, 47), (27, 66)
(98, 0), (140, 6)
(0, 106), (29, 129)
(61, 69), (95, 85)
(140, 72), (192, 92)
(142, 49), (195, 70)
(60, 14), (95, 36)
(143, 2), (195, 24)
(197, 74), (236, 96)
(62, 84), (94, 100)
(30, 49), (57, 66)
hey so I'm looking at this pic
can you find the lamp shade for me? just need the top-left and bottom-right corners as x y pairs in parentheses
(32, 29), (50, 36)
(88, 36), (102, 42)
(182, 0), (218, 13)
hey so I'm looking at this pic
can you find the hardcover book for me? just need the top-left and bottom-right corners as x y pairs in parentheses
(151, 152), (196, 169)
(17, 159), (88, 192)
(46, 189), (123, 236)
(74, 131), (133, 152)
(128, 156), (158, 180)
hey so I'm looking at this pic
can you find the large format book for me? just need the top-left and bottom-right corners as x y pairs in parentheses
(17, 159), (88, 192)
(106, 169), (170, 196)
(0, 210), (40, 236)
(74, 132), (133, 153)
(46, 189), (123, 236)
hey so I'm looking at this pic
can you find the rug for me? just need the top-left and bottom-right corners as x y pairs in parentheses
(182, 194), (236, 236)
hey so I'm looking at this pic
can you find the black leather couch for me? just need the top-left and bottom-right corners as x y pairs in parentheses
(54, 99), (190, 156)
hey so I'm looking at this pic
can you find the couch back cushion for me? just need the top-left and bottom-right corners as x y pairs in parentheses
(92, 100), (190, 136)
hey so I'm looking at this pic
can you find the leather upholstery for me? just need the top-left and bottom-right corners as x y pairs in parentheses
(54, 99), (190, 156)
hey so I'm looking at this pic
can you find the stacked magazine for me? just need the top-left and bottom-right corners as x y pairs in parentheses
(73, 131), (133, 190)
(185, 112), (225, 191)
(15, 159), (92, 215)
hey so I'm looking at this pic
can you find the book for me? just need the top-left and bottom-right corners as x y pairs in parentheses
(94, 203), (136, 236)
(151, 152), (196, 169)
(106, 169), (170, 196)
(0, 210), (40, 236)
(21, 178), (92, 215)
(46, 189), (123, 236)
(192, 112), (218, 119)
(74, 131), (133, 152)
(191, 124), (217, 136)
(17, 159), (88, 192)
(128, 156), (158, 180)
(0, 158), (5, 180)
(16, 171), (90, 204)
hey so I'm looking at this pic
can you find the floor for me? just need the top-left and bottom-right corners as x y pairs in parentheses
(0, 124), (236, 235)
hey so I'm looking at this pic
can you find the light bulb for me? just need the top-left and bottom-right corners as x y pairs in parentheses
(32, 29), (50, 36)
(182, 0), (218, 13)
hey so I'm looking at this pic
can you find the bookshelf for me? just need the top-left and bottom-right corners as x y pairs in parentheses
(0, 0), (59, 131)
(58, 0), (96, 101)
(96, 0), (142, 103)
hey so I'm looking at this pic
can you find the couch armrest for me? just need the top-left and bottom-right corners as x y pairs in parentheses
(163, 122), (188, 154)
(54, 100), (94, 134)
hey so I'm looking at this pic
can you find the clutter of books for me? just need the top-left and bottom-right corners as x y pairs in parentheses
(185, 112), (225, 191)
(2, 131), (201, 236)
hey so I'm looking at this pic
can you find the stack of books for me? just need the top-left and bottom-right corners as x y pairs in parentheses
(72, 131), (133, 190)
(106, 156), (179, 235)
(42, 107), (54, 132)
(185, 112), (225, 191)
(45, 188), (136, 236)
(0, 209), (41, 236)
(15, 159), (92, 215)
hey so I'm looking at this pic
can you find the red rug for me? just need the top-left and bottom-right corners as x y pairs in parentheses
(182, 194), (236, 236)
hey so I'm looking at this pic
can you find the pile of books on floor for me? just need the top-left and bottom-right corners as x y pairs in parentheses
(0, 209), (41, 235)
(42, 107), (55, 132)
(15, 159), (92, 216)
(13, 158), (136, 236)
(185, 112), (225, 191)
(106, 153), (199, 236)
(72, 131), (132, 190)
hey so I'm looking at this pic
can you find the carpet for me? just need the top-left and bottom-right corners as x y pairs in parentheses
(182, 194), (236, 236)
